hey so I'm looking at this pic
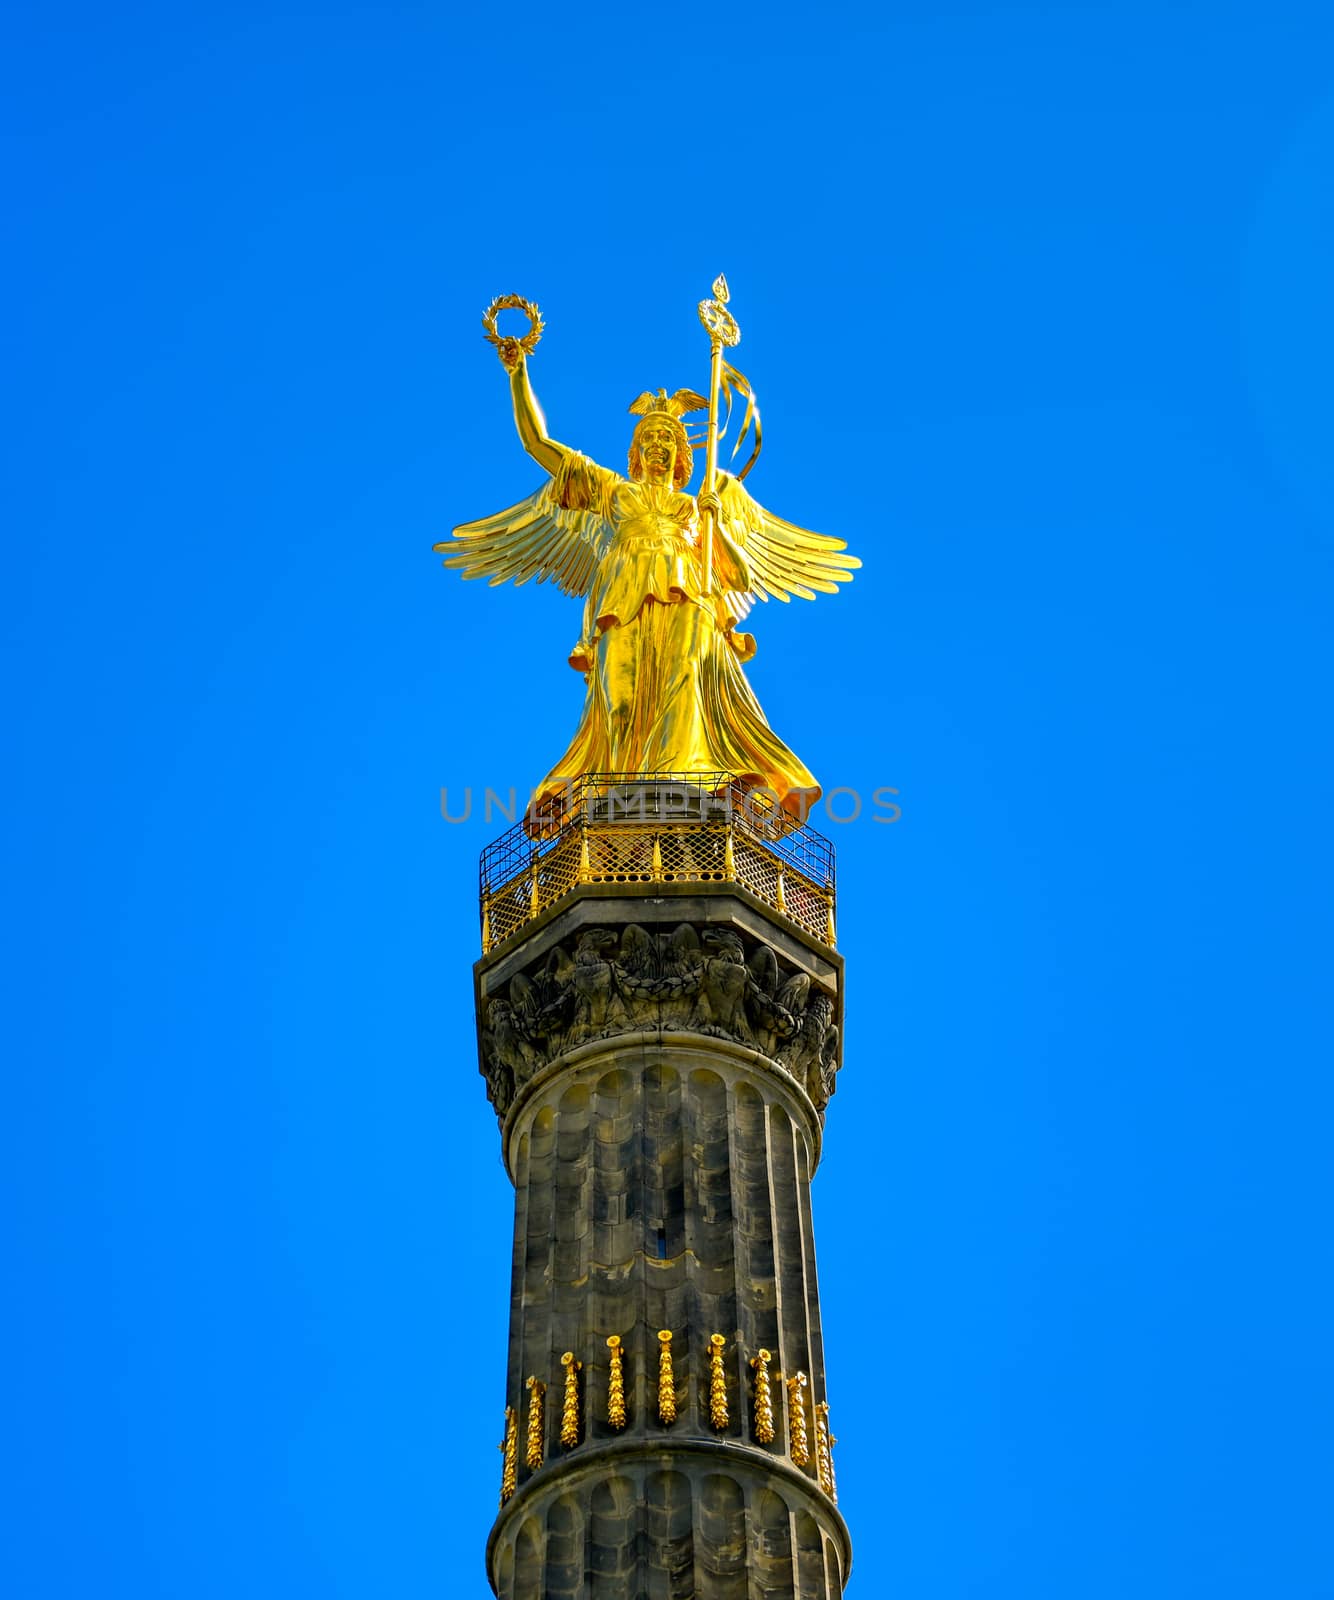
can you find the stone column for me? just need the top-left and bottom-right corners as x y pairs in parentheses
(476, 863), (848, 1598)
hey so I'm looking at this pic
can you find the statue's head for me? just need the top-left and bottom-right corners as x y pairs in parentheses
(626, 387), (707, 491)
(628, 412), (693, 490)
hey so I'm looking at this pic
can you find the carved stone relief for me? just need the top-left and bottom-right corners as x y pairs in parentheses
(480, 923), (841, 1122)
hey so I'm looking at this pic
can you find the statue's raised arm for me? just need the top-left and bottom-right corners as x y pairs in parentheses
(504, 345), (571, 480)
(481, 293), (589, 480)
(435, 283), (864, 826)
(434, 298), (615, 596)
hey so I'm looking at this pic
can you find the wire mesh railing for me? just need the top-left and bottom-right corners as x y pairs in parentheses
(478, 773), (837, 952)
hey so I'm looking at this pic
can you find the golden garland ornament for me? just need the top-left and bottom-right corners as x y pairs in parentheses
(750, 1348), (775, 1445)
(812, 1408), (831, 1491)
(524, 1376), (546, 1471)
(560, 1352), (582, 1448)
(812, 1401), (831, 1497)
(606, 1335), (627, 1429)
(786, 1371), (811, 1467)
(708, 1334), (729, 1431)
(657, 1330), (678, 1424)
(498, 1405), (518, 1504)
(482, 293), (544, 367)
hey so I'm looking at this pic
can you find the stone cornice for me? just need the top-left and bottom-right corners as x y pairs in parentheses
(474, 895), (844, 1149)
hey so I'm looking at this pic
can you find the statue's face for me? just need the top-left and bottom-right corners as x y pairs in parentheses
(635, 419), (678, 483)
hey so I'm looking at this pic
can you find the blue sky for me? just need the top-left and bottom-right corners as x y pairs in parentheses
(5, 1), (1334, 1595)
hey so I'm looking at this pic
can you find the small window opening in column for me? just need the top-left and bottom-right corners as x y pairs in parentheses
(656, 1226), (668, 1259)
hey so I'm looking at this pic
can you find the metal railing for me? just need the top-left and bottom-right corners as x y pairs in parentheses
(478, 773), (837, 952)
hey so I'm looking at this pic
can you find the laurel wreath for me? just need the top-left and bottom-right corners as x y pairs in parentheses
(482, 294), (544, 357)
(697, 297), (740, 348)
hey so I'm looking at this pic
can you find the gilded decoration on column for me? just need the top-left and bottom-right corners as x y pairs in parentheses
(437, 280), (861, 827)
(751, 1348), (776, 1445)
(498, 1405), (518, 1505)
(657, 1330), (678, 1425)
(605, 1335), (627, 1429)
(787, 1371), (811, 1467)
(559, 1352), (581, 1448)
(524, 1377), (546, 1471)
(708, 1333), (729, 1431)
(815, 1401), (838, 1501)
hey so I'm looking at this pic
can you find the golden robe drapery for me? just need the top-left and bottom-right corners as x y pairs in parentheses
(536, 453), (819, 819)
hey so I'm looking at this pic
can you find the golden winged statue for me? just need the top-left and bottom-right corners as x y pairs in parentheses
(436, 288), (861, 823)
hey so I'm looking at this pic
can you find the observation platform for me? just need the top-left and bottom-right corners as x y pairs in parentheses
(479, 773), (837, 954)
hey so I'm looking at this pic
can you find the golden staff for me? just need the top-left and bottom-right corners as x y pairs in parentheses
(697, 274), (741, 596)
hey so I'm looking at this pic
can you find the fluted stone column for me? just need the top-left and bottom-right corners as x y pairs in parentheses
(476, 871), (849, 1600)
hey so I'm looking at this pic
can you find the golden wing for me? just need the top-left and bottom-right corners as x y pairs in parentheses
(714, 473), (862, 606)
(434, 480), (612, 597)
